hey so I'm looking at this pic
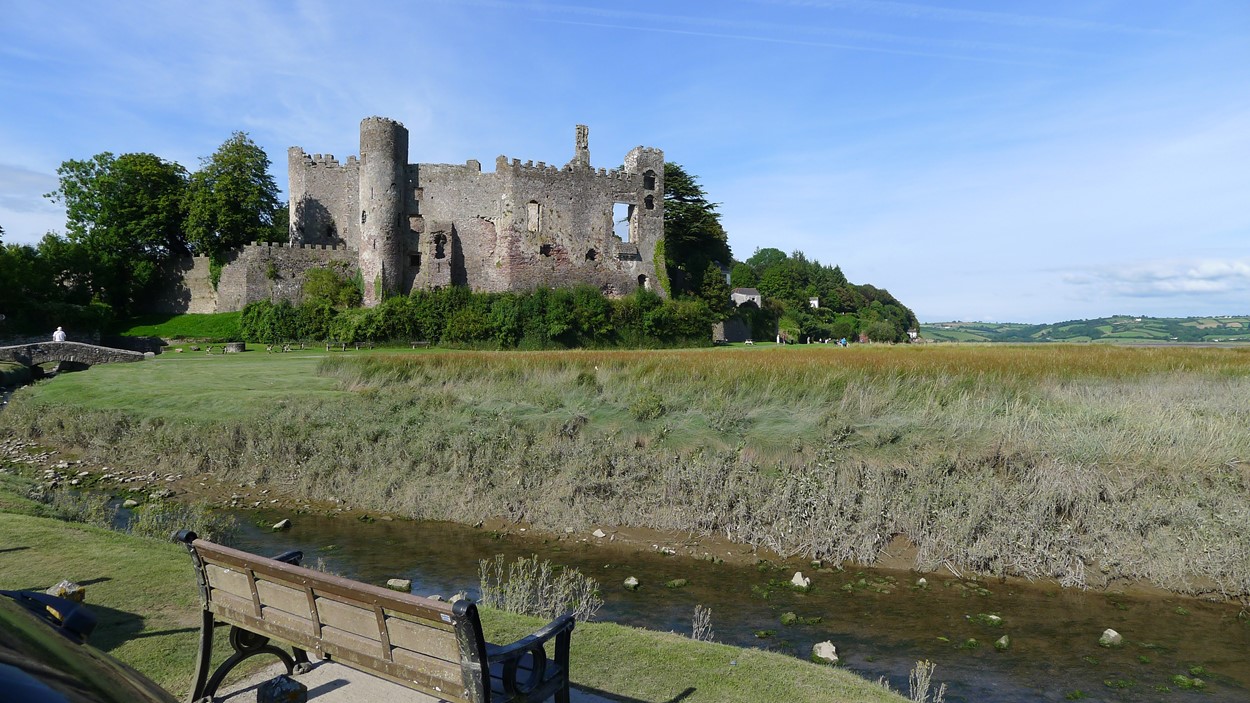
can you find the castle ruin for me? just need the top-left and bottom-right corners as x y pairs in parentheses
(160, 117), (667, 313)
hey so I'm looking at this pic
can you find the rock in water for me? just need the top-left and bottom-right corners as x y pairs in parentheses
(623, 576), (640, 591)
(272, 518), (292, 531)
(385, 578), (411, 593)
(995, 635), (1010, 651)
(1099, 628), (1123, 647)
(592, 528), (606, 538)
(257, 674), (307, 703)
(791, 571), (811, 590)
(122, 499), (139, 508)
(811, 641), (839, 665)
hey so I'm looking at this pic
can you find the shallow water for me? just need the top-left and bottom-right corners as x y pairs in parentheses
(227, 512), (1249, 702)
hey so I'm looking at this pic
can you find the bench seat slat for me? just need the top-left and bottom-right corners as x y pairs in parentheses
(320, 624), (385, 659)
(209, 589), (256, 623)
(386, 616), (461, 663)
(260, 605), (316, 637)
(256, 579), (312, 618)
(316, 597), (383, 641)
(204, 563), (253, 601)
(391, 646), (467, 689)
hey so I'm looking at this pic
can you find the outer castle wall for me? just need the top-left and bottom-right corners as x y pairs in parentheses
(160, 117), (665, 313)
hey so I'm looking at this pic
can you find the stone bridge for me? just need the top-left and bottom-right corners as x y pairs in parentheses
(0, 341), (146, 369)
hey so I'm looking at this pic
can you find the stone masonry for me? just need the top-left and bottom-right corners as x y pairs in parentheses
(161, 118), (666, 313)
(288, 116), (666, 306)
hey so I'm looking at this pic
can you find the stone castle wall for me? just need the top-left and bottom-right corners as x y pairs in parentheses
(158, 117), (665, 314)
(214, 243), (356, 312)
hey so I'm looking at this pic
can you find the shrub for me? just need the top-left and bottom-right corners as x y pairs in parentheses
(478, 554), (603, 622)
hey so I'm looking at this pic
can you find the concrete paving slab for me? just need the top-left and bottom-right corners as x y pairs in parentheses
(218, 659), (620, 703)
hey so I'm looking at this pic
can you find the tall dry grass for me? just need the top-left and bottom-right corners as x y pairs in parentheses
(4, 345), (1249, 598)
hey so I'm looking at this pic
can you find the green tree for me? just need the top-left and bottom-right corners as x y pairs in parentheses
(43, 151), (189, 313)
(698, 261), (733, 320)
(745, 247), (787, 271)
(663, 163), (731, 296)
(185, 132), (279, 260)
(729, 262), (757, 289)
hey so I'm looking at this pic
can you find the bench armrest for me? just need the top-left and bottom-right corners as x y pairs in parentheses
(485, 613), (575, 699)
(485, 612), (575, 663)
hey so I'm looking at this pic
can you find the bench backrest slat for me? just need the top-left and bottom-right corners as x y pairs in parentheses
(190, 538), (486, 703)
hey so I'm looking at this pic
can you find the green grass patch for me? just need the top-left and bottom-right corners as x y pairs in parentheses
(112, 312), (242, 341)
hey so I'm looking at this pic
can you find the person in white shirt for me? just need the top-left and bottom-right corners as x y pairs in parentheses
(52, 326), (67, 342)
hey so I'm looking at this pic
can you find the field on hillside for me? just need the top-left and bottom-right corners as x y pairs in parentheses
(922, 315), (1250, 343)
(4, 344), (1249, 599)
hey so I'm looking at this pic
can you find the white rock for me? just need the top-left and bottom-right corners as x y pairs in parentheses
(592, 529), (606, 538)
(122, 499), (139, 509)
(791, 571), (811, 589)
(1099, 628), (1123, 647)
(916, 577), (928, 587)
(623, 576), (640, 591)
(272, 518), (292, 531)
(812, 641), (839, 664)
(385, 578), (411, 593)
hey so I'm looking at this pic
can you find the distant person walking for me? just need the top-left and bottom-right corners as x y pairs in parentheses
(52, 326), (67, 342)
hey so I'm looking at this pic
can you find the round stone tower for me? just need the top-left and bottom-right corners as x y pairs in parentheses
(358, 116), (408, 306)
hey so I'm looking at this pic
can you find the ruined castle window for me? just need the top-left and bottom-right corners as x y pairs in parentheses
(433, 233), (447, 259)
(643, 170), (657, 190)
(644, 195), (655, 210)
(612, 203), (633, 243)
(409, 253), (421, 272)
(540, 244), (553, 257)
(585, 248), (597, 261)
(527, 200), (541, 233)
(638, 274), (650, 291)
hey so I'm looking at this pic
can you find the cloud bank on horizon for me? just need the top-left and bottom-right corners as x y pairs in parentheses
(1, 0), (1246, 323)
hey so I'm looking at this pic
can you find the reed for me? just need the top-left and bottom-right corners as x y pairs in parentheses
(5, 344), (1249, 598)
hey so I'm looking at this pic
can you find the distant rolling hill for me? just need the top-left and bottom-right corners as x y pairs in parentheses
(920, 315), (1250, 343)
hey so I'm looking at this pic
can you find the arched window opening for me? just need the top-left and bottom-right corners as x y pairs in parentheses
(643, 170), (657, 190)
(644, 195), (655, 210)
(638, 274), (650, 291)
(527, 200), (541, 233)
(433, 233), (447, 259)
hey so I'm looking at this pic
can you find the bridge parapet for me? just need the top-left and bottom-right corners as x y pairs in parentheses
(0, 341), (146, 367)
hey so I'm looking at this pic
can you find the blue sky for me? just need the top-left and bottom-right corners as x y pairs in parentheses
(1, 1), (1247, 323)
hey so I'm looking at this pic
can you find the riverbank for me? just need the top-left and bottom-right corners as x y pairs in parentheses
(2, 345), (1248, 603)
(0, 472), (907, 702)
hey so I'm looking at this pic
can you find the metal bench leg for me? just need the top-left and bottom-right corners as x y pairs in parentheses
(199, 626), (298, 701)
(188, 610), (215, 703)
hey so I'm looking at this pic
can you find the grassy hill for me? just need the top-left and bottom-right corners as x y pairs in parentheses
(921, 315), (1250, 343)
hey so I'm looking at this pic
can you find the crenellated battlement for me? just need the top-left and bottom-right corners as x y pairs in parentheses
(496, 156), (641, 183)
(241, 241), (344, 251)
(298, 151), (358, 169)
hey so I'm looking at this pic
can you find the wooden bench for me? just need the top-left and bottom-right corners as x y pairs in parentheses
(173, 530), (574, 703)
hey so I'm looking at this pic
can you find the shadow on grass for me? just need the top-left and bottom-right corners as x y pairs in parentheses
(0, 546), (31, 554)
(580, 684), (696, 703)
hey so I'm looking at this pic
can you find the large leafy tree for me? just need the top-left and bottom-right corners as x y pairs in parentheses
(185, 132), (280, 260)
(44, 152), (188, 313)
(663, 162), (731, 296)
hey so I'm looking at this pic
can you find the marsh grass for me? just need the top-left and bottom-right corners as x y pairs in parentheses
(5, 344), (1250, 597)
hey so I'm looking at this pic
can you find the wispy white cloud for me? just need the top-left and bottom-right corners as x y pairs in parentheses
(1064, 259), (1250, 297)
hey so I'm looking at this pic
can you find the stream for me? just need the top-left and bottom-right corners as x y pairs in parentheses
(225, 510), (1248, 702)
